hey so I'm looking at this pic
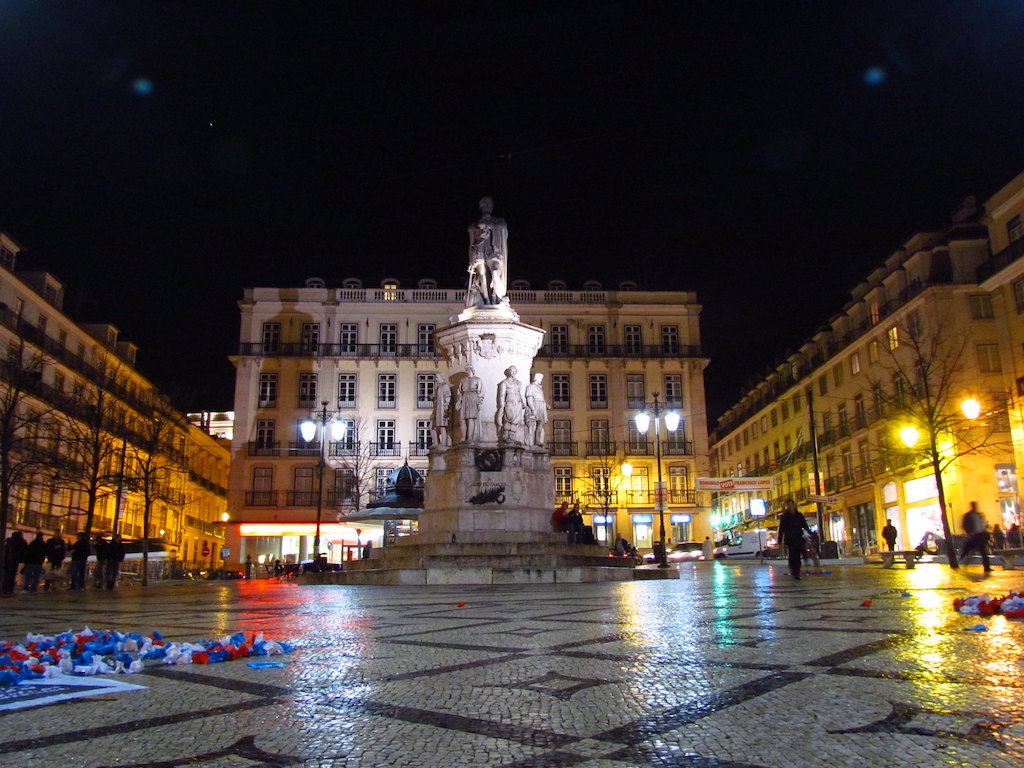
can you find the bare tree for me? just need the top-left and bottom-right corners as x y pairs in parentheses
(56, 364), (130, 538)
(0, 339), (65, 578)
(125, 398), (187, 585)
(869, 317), (1011, 569)
(573, 448), (632, 546)
(331, 418), (379, 515)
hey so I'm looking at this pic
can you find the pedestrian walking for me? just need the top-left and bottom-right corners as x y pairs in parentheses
(69, 532), (90, 591)
(959, 501), (992, 572)
(777, 499), (811, 580)
(22, 530), (47, 593)
(43, 532), (67, 591)
(104, 533), (126, 589)
(2, 530), (28, 595)
(992, 524), (1007, 550)
(93, 535), (108, 588)
(881, 519), (898, 552)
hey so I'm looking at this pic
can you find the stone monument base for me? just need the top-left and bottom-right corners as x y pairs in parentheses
(303, 538), (644, 585)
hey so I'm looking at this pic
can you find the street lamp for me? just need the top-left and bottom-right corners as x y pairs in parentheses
(299, 400), (346, 565)
(634, 392), (680, 568)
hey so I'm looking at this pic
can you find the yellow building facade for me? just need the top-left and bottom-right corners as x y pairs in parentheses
(710, 206), (1016, 555)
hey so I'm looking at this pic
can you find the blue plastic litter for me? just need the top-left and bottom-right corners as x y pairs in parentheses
(964, 624), (988, 632)
(247, 661), (285, 669)
(901, 591), (912, 598)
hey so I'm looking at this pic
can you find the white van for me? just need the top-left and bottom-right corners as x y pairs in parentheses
(714, 529), (777, 559)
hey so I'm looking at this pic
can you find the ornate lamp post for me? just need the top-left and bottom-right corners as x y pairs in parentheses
(299, 400), (346, 564)
(634, 392), (680, 568)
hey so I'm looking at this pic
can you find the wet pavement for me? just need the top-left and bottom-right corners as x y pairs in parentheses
(0, 561), (1022, 768)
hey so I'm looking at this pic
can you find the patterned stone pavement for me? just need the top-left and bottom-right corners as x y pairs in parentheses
(1, 561), (1023, 768)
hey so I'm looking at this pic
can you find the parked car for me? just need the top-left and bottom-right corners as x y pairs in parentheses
(643, 541), (705, 563)
(714, 530), (777, 559)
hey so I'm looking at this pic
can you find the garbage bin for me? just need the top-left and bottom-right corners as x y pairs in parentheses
(651, 541), (666, 563)
(820, 540), (839, 560)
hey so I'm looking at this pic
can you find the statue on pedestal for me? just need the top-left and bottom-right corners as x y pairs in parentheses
(495, 366), (526, 445)
(432, 373), (452, 447)
(455, 366), (483, 444)
(466, 196), (509, 308)
(524, 372), (548, 448)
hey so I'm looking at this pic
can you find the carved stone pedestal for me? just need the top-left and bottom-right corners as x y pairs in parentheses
(304, 308), (663, 584)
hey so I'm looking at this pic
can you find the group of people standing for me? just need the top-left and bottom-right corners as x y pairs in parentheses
(2, 529), (126, 594)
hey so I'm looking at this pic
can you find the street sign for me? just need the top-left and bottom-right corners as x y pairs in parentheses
(807, 494), (838, 504)
(654, 481), (667, 511)
(696, 477), (776, 492)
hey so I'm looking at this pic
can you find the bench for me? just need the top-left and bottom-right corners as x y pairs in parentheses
(880, 550), (924, 569)
(994, 548), (1024, 570)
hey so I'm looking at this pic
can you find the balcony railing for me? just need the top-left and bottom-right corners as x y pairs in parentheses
(978, 235), (1024, 282)
(289, 440), (321, 457)
(662, 440), (693, 456)
(370, 442), (402, 457)
(548, 441), (578, 456)
(285, 491), (318, 506)
(248, 441), (281, 457)
(585, 441), (616, 457)
(244, 490), (279, 506)
(238, 342), (441, 359)
(408, 441), (432, 457)
(625, 440), (653, 456)
(537, 343), (701, 359)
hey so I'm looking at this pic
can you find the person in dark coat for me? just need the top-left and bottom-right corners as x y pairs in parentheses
(69, 532), (90, 591)
(881, 520), (898, 552)
(93, 535), (108, 589)
(43, 533), (67, 591)
(22, 531), (47, 593)
(104, 533), (126, 589)
(959, 501), (992, 572)
(2, 530), (28, 595)
(777, 499), (811, 579)
(1009, 523), (1023, 548)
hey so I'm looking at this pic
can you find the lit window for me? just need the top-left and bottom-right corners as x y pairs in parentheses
(886, 326), (900, 351)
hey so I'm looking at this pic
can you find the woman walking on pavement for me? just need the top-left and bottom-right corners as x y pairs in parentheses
(778, 499), (811, 580)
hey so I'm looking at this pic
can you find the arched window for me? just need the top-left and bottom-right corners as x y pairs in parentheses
(342, 278), (362, 289)
(304, 277), (325, 288)
(583, 280), (603, 291)
(547, 279), (567, 290)
(618, 280), (638, 291)
(417, 278), (437, 289)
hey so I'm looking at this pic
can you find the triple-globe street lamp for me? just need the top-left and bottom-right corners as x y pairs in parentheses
(299, 400), (346, 564)
(634, 392), (680, 568)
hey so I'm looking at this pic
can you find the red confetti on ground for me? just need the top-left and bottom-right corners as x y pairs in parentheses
(860, 600), (873, 607)
(456, 602), (465, 608)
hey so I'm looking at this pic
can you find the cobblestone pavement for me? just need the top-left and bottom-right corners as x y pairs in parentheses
(1, 562), (1023, 767)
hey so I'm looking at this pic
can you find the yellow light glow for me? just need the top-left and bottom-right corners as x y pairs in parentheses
(239, 522), (362, 539)
(961, 398), (981, 420)
(621, 462), (633, 477)
(900, 426), (919, 447)
(220, 512), (230, 523)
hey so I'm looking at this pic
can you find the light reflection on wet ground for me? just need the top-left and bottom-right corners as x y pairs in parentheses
(0, 562), (1022, 767)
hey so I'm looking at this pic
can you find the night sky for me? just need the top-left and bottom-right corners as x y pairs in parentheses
(2, 2), (1024, 424)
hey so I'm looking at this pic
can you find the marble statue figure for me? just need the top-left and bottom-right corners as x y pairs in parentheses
(432, 372), (452, 447)
(455, 366), (484, 444)
(524, 372), (548, 447)
(495, 366), (526, 445)
(466, 196), (509, 308)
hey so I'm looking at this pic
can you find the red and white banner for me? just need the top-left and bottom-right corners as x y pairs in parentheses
(695, 477), (776, 492)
